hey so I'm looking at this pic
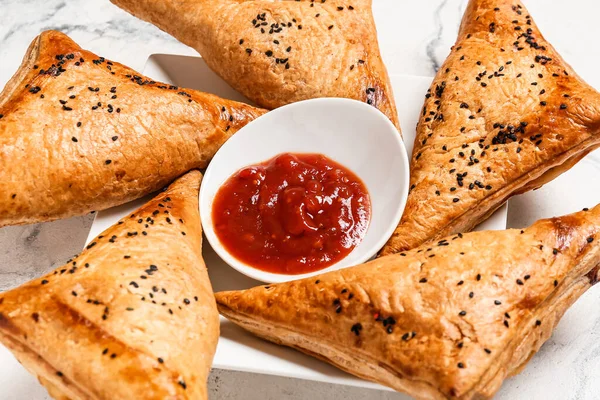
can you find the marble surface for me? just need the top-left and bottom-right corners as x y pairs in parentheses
(1, 0), (600, 399)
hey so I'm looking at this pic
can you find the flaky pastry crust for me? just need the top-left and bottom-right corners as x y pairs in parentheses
(217, 204), (600, 399)
(382, 0), (600, 255)
(0, 171), (219, 400)
(0, 31), (265, 227)
(110, 0), (400, 129)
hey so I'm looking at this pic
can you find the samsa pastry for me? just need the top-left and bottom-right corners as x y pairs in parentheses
(0, 171), (219, 400)
(0, 30), (264, 227)
(217, 205), (600, 399)
(110, 0), (400, 128)
(382, 0), (600, 255)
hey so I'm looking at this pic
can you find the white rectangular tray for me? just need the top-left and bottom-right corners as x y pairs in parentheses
(0, 55), (508, 400)
(4, 55), (600, 400)
(87, 54), (509, 391)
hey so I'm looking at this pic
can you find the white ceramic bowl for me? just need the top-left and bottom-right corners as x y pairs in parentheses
(200, 98), (409, 283)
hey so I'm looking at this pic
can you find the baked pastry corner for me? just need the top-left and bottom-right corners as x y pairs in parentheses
(0, 170), (219, 400)
(217, 205), (600, 399)
(381, 0), (600, 255)
(0, 30), (265, 227)
(110, 0), (400, 129)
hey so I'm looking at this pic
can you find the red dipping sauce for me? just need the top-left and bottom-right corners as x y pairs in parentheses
(212, 153), (371, 275)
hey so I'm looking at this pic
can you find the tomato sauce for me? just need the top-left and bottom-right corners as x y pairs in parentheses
(212, 153), (371, 275)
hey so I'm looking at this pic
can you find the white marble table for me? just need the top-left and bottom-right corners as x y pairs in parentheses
(1, 1), (600, 399)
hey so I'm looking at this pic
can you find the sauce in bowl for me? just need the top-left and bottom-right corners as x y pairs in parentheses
(212, 153), (371, 275)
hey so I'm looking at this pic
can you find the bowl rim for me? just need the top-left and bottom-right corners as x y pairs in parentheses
(199, 97), (409, 283)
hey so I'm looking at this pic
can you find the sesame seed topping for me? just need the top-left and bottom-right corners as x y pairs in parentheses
(350, 323), (362, 336)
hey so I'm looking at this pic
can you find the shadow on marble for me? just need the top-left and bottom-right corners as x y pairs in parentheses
(0, 214), (93, 292)
(208, 369), (405, 400)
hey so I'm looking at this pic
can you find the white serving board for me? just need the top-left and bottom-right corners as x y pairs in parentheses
(0, 55), (508, 399)
(85, 54), (508, 392)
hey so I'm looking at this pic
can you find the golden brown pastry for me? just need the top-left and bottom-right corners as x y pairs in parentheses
(0, 170), (219, 400)
(217, 205), (600, 400)
(0, 30), (265, 228)
(381, 0), (600, 255)
(110, 0), (400, 129)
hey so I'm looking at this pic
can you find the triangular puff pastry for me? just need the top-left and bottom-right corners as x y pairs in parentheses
(217, 205), (600, 400)
(110, 0), (400, 129)
(0, 30), (264, 228)
(0, 170), (218, 400)
(381, 0), (600, 255)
